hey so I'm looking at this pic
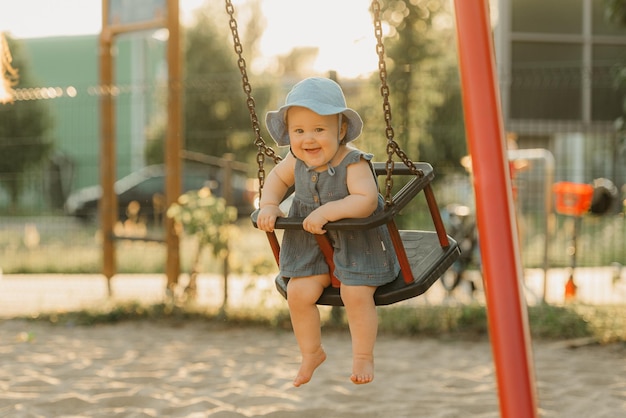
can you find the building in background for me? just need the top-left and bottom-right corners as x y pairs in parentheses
(1, 32), (167, 209)
(495, 0), (626, 190)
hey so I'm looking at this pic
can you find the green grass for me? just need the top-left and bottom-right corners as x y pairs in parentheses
(2, 210), (625, 273)
(0, 218), (277, 275)
(17, 301), (626, 344)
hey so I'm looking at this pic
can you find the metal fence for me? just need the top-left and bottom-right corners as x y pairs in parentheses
(1, 71), (625, 307)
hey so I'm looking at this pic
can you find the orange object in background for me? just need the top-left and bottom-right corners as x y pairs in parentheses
(564, 276), (578, 300)
(553, 182), (594, 216)
(553, 182), (592, 303)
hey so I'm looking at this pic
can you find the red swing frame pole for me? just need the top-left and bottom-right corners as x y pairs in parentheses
(453, 1), (538, 417)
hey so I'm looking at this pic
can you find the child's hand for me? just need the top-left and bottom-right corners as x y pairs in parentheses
(303, 210), (329, 234)
(257, 205), (284, 232)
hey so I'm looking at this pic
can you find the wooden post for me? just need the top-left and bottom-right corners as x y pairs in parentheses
(100, 0), (178, 295)
(100, 1), (116, 295)
(221, 153), (234, 311)
(165, 0), (182, 293)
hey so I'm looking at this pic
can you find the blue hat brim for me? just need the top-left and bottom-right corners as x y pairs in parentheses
(265, 77), (363, 147)
(266, 106), (363, 147)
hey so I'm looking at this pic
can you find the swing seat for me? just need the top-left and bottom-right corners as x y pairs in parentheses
(251, 162), (461, 306)
(277, 230), (459, 306)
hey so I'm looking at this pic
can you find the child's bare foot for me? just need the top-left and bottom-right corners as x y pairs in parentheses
(350, 355), (374, 384)
(293, 346), (326, 387)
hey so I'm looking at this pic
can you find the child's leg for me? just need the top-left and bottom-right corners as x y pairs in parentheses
(340, 284), (377, 384)
(287, 274), (330, 387)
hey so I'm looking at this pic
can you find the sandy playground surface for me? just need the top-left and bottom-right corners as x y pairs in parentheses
(0, 317), (625, 418)
(0, 270), (625, 417)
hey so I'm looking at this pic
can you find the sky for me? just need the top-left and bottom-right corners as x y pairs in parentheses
(0, 0), (379, 79)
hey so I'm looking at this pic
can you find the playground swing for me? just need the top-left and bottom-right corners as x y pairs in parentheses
(225, 0), (460, 306)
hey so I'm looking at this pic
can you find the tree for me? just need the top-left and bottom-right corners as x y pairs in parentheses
(605, 0), (626, 195)
(276, 47), (319, 77)
(605, 0), (626, 126)
(422, 83), (467, 171)
(0, 34), (53, 210)
(145, 0), (269, 167)
(605, 0), (626, 26)
(364, 0), (464, 171)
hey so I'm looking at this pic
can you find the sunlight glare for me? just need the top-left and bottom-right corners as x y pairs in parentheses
(0, 0), (382, 80)
(259, 0), (379, 79)
(0, 83), (11, 104)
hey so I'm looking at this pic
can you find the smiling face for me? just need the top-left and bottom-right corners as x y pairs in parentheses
(286, 106), (347, 170)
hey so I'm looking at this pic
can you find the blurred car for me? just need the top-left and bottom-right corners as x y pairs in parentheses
(64, 163), (257, 223)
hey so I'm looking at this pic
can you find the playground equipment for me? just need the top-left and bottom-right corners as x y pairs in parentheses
(227, 0), (537, 416)
(226, 0), (460, 306)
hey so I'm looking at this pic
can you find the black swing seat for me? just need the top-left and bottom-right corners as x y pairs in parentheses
(276, 229), (459, 306)
(251, 162), (460, 306)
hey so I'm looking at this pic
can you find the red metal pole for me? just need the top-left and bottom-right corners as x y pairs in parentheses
(452, 1), (538, 417)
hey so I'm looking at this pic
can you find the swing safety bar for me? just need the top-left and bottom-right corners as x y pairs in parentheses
(251, 162), (460, 306)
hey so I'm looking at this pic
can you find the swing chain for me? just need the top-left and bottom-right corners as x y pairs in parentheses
(225, 0), (282, 196)
(372, 0), (424, 206)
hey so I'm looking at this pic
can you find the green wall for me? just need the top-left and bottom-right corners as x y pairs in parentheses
(22, 33), (166, 195)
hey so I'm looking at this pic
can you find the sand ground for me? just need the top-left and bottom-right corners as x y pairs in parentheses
(0, 319), (624, 417)
(0, 271), (625, 417)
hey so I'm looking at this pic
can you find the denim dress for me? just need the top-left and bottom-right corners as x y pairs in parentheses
(279, 149), (400, 286)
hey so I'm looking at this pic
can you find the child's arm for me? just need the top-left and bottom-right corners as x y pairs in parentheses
(256, 153), (296, 232)
(303, 157), (378, 234)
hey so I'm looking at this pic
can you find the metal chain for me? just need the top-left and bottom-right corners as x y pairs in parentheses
(225, 0), (282, 197)
(372, 0), (424, 206)
(226, 0), (423, 201)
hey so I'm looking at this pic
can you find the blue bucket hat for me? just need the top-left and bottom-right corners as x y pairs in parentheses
(265, 77), (363, 147)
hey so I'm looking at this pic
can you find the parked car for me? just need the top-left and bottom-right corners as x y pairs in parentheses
(64, 163), (257, 223)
